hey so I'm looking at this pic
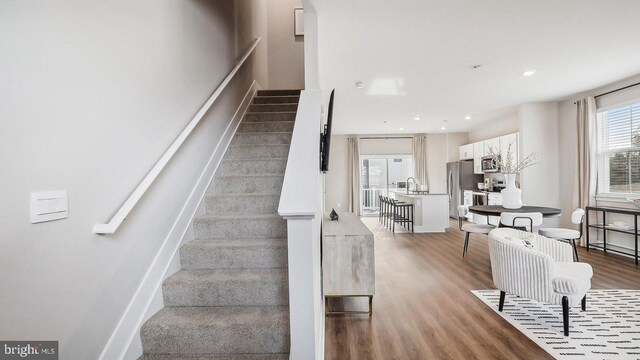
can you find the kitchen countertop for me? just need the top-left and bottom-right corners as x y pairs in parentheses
(390, 190), (449, 197)
(465, 189), (504, 194)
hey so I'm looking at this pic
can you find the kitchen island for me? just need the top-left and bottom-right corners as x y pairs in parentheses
(390, 191), (450, 233)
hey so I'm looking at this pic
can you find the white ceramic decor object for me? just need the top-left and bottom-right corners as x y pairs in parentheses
(501, 173), (523, 209)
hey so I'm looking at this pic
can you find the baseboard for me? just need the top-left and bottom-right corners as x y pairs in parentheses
(98, 80), (261, 360)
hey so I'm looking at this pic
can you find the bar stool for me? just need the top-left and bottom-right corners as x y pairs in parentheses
(378, 194), (385, 224)
(393, 202), (414, 233)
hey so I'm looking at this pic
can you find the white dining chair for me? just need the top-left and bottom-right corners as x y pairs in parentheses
(538, 208), (585, 261)
(500, 212), (543, 232)
(457, 205), (495, 257)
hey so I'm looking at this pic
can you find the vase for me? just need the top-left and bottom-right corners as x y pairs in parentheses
(501, 173), (522, 209)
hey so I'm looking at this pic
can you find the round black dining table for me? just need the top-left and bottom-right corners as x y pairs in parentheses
(468, 205), (561, 217)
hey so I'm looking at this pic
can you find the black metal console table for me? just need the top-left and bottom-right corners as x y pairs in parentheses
(585, 206), (639, 265)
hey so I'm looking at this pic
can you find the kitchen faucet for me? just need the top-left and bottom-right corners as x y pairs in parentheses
(406, 177), (416, 194)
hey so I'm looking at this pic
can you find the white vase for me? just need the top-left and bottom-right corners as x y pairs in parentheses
(501, 173), (522, 209)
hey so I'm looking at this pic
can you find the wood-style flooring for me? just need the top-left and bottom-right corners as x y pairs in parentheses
(324, 218), (640, 360)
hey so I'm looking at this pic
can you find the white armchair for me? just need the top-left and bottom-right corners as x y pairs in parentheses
(487, 228), (593, 336)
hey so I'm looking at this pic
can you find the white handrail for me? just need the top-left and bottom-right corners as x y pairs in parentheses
(278, 90), (322, 219)
(93, 37), (262, 234)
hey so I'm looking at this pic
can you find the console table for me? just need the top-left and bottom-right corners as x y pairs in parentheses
(585, 206), (639, 265)
(322, 212), (375, 315)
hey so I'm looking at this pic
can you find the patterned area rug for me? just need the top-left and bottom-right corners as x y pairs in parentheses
(472, 290), (640, 360)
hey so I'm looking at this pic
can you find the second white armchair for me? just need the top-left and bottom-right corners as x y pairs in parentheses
(488, 228), (593, 336)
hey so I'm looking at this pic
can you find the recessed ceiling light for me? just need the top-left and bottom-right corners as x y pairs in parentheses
(464, 116), (471, 120)
(355, 81), (365, 88)
(413, 116), (421, 121)
(399, 127), (404, 131)
(522, 70), (537, 77)
(440, 126), (446, 130)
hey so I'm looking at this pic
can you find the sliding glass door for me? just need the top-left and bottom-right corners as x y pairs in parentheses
(361, 155), (413, 216)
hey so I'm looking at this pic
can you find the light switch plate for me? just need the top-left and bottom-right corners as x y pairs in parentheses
(31, 191), (68, 223)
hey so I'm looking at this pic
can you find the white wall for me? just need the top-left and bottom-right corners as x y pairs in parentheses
(267, 0), (305, 89)
(468, 114), (520, 143)
(426, 134), (448, 193)
(0, 1), (268, 359)
(302, 0), (319, 90)
(518, 102), (561, 227)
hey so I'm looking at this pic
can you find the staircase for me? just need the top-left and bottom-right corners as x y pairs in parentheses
(139, 89), (300, 360)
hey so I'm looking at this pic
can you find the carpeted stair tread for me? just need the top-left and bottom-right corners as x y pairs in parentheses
(231, 132), (292, 145)
(257, 89), (301, 96)
(205, 193), (280, 215)
(140, 306), (289, 355)
(212, 175), (284, 194)
(238, 121), (295, 133)
(244, 112), (296, 122)
(163, 269), (288, 307)
(248, 104), (298, 113)
(225, 144), (290, 159)
(180, 239), (287, 269)
(252, 96), (299, 104)
(193, 214), (286, 240)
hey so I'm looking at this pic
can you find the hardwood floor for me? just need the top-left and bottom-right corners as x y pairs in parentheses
(324, 218), (640, 360)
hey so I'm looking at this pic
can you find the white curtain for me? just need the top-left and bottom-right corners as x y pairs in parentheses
(412, 135), (428, 191)
(348, 137), (361, 216)
(572, 97), (597, 246)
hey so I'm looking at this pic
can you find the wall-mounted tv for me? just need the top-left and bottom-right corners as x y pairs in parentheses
(320, 89), (335, 173)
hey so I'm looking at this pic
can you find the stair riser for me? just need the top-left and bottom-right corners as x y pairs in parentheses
(239, 122), (295, 133)
(163, 277), (289, 307)
(194, 218), (287, 239)
(249, 104), (298, 113)
(206, 194), (280, 215)
(225, 145), (289, 160)
(218, 159), (286, 176)
(141, 322), (289, 355)
(257, 89), (301, 96)
(245, 112), (296, 122)
(253, 96), (299, 104)
(213, 176), (283, 194)
(231, 133), (292, 146)
(180, 243), (288, 270)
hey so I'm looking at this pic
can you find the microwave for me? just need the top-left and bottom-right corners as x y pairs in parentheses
(481, 155), (499, 173)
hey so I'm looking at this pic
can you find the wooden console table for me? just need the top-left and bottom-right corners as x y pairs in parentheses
(585, 206), (639, 265)
(322, 212), (375, 315)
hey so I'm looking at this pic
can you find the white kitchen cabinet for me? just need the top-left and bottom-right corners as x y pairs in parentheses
(459, 144), (474, 160)
(499, 133), (519, 165)
(473, 142), (484, 174)
(483, 138), (500, 156)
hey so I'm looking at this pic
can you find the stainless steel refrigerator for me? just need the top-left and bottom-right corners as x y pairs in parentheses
(447, 160), (483, 219)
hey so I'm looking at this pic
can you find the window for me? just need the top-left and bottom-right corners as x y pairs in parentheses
(360, 156), (413, 215)
(596, 102), (640, 194)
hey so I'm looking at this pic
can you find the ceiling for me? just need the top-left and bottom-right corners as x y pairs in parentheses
(313, 0), (640, 134)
